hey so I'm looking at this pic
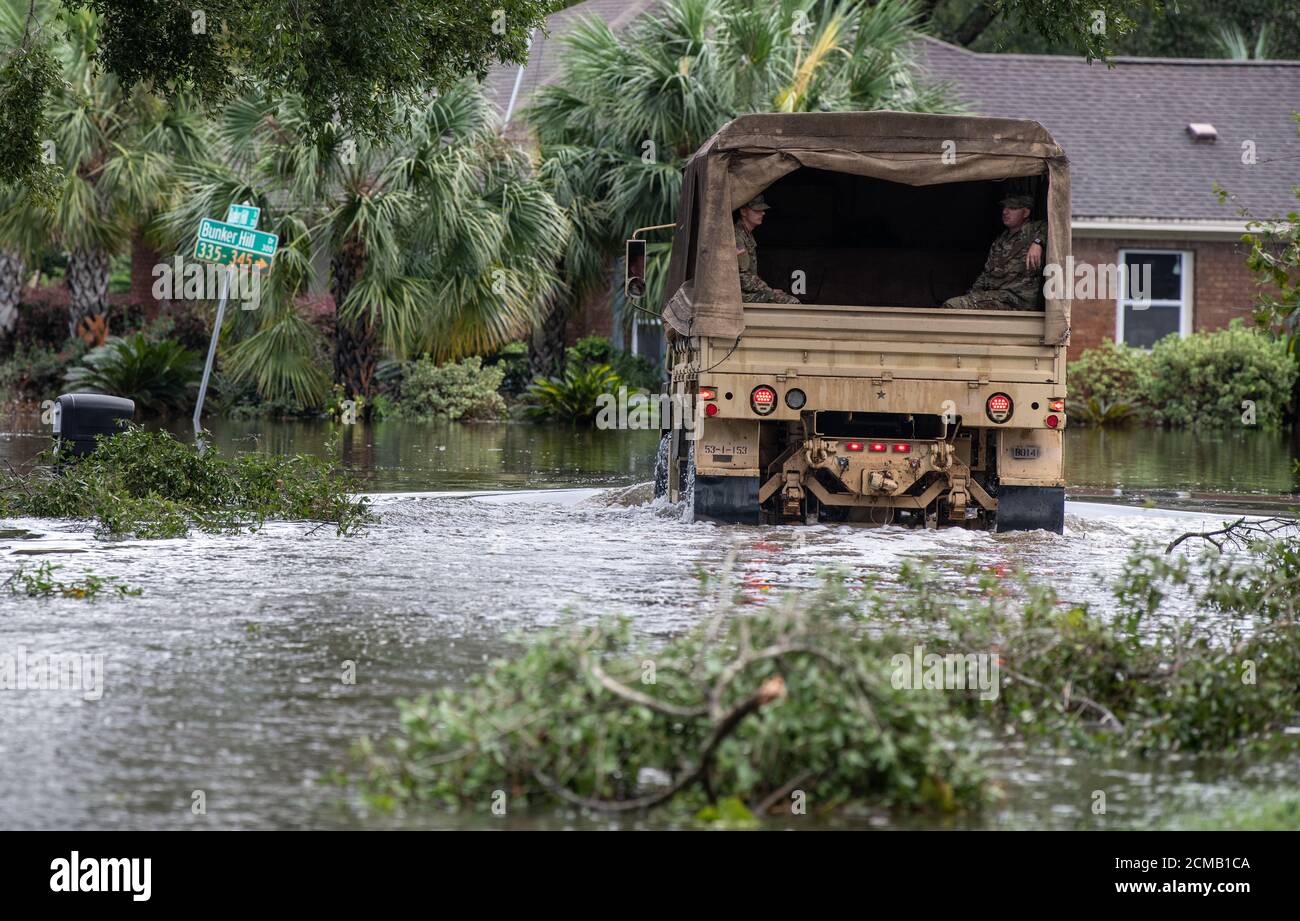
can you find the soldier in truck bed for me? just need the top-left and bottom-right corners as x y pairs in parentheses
(943, 193), (1046, 311)
(735, 195), (801, 304)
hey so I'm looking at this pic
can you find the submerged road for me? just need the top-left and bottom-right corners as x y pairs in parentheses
(0, 489), (1292, 829)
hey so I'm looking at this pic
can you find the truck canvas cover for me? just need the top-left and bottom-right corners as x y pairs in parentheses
(662, 111), (1072, 345)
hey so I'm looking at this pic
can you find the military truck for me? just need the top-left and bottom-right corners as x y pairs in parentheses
(632, 112), (1071, 532)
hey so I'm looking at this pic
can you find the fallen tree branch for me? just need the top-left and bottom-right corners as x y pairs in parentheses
(1166, 516), (1299, 554)
(1003, 667), (1125, 734)
(582, 654), (708, 720)
(533, 675), (787, 813)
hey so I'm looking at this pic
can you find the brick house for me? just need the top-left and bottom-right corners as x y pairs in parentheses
(914, 36), (1300, 356)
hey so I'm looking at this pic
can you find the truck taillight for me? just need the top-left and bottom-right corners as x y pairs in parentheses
(986, 392), (1013, 424)
(844, 441), (864, 452)
(892, 443), (911, 453)
(1049, 399), (1065, 413)
(750, 385), (777, 415)
(868, 442), (887, 453)
(1045, 414), (1060, 428)
(699, 387), (717, 400)
(705, 403), (719, 416)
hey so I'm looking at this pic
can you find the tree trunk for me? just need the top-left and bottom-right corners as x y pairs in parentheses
(66, 246), (111, 343)
(529, 297), (568, 380)
(0, 248), (24, 339)
(330, 239), (377, 412)
(130, 228), (163, 319)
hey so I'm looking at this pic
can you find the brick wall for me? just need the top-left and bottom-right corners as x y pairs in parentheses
(1067, 235), (1261, 358)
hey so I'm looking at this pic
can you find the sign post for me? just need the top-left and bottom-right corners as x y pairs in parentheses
(192, 265), (233, 454)
(192, 203), (278, 453)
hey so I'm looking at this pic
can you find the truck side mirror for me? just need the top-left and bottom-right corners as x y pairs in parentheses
(624, 238), (646, 299)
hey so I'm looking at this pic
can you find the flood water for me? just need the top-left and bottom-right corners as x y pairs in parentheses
(0, 415), (1296, 829)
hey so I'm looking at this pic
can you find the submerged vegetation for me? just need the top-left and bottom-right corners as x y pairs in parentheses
(0, 425), (373, 539)
(4, 560), (142, 600)
(354, 536), (1300, 819)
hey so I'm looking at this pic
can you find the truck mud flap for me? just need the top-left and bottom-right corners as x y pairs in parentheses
(694, 475), (761, 525)
(995, 485), (1065, 534)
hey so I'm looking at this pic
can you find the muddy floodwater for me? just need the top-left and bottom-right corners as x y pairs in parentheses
(0, 417), (1296, 829)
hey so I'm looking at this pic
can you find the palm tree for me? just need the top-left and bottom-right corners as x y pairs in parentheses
(161, 83), (568, 411)
(526, 0), (955, 360)
(0, 0), (54, 337)
(0, 186), (48, 339)
(45, 8), (203, 339)
(1209, 23), (1271, 60)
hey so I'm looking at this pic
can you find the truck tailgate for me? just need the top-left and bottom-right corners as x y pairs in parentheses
(723, 304), (1060, 384)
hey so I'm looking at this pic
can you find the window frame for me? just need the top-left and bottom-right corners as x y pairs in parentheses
(1115, 247), (1194, 349)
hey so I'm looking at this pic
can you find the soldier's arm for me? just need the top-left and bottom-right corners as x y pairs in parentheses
(1024, 220), (1047, 271)
(740, 269), (780, 300)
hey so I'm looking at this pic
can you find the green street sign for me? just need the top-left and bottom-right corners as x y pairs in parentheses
(225, 204), (261, 229)
(191, 239), (273, 272)
(196, 217), (278, 258)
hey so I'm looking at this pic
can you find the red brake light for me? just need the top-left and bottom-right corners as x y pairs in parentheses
(1045, 414), (1060, 428)
(700, 387), (717, 401)
(750, 386), (777, 415)
(868, 442), (887, 453)
(705, 403), (719, 416)
(844, 441), (864, 452)
(892, 443), (911, 453)
(986, 392), (1013, 423)
(1048, 399), (1065, 413)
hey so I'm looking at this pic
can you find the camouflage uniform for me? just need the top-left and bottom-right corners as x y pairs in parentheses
(735, 219), (800, 304)
(944, 215), (1047, 311)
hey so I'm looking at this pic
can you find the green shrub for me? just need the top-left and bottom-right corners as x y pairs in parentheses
(1070, 396), (1135, 427)
(0, 425), (373, 539)
(64, 333), (201, 415)
(1066, 339), (1153, 422)
(1148, 320), (1297, 429)
(483, 341), (532, 397)
(524, 362), (621, 424)
(0, 340), (85, 403)
(393, 355), (507, 421)
(567, 335), (660, 392)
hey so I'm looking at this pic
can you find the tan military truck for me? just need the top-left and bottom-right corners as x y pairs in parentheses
(635, 112), (1071, 531)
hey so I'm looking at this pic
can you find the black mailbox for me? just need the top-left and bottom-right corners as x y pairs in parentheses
(54, 393), (136, 458)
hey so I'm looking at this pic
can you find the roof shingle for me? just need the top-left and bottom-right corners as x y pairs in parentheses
(913, 36), (1300, 222)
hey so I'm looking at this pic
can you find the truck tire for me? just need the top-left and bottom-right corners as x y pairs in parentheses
(995, 485), (1065, 534)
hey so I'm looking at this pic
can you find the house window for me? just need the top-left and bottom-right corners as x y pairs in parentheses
(1116, 249), (1192, 348)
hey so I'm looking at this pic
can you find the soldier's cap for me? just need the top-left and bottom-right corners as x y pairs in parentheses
(741, 194), (771, 211)
(999, 193), (1034, 210)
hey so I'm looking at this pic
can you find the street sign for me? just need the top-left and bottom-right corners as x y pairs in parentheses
(224, 204), (261, 229)
(196, 217), (278, 258)
(191, 239), (273, 272)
